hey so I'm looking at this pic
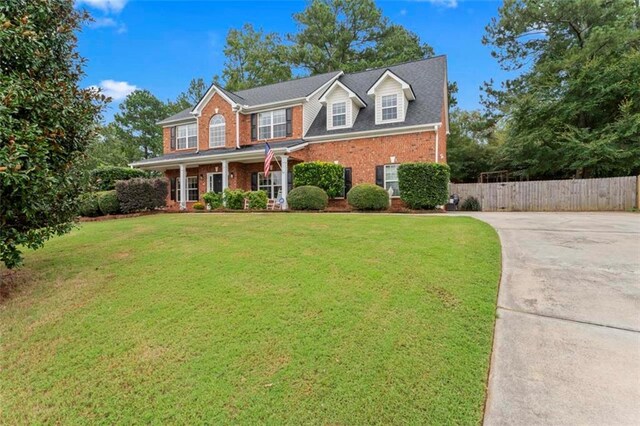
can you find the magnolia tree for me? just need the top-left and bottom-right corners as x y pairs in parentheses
(0, 0), (106, 268)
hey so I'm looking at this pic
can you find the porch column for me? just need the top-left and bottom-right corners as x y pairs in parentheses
(280, 155), (289, 210)
(222, 160), (229, 207)
(179, 163), (187, 210)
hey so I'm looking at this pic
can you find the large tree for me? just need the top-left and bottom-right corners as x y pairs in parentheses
(0, 0), (105, 268)
(289, 0), (434, 74)
(85, 123), (129, 169)
(216, 23), (292, 91)
(175, 77), (208, 108)
(113, 89), (166, 161)
(483, 0), (640, 179)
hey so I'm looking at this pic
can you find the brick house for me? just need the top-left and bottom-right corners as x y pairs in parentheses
(130, 56), (449, 209)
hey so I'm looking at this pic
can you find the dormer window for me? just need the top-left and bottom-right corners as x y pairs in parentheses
(332, 102), (347, 127)
(381, 95), (398, 121)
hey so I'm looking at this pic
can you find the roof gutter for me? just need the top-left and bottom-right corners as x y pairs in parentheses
(304, 123), (441, 143)
(129, 147), (294, 169)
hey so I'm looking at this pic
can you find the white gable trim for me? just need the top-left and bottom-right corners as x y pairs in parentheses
(305, 72), (344, 101)
(366, 70), (416, 101)
(191, 84), (238, 116)
(319, 80), (367, 108)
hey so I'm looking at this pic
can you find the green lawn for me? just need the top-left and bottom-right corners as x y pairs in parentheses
(0, 213), (500, 424)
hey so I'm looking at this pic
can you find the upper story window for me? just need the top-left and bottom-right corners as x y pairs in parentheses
(177, 123), (197, 149)
(258, 109), (286, 140)
(331, 102), (347, 127)
(381, 94), (398, 121)
(209, 114), (225, 148)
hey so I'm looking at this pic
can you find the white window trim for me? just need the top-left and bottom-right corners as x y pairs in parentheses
(330, 101), (349, 129)
(380, 94), (400, 123)
(257, 171), (282, 199)
(177, 176), (199, 202)
(258, 109), (287, 140)
(209, 115), (225, 148)
(206, 172), (223, 193)
(384, 164), (400, 198)
(176, 123), (198, 150)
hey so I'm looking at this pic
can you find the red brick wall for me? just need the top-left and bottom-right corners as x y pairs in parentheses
(437, 106), (448, 163)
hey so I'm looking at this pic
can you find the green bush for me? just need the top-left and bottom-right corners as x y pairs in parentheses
(287, 186), (328, 210)
(96, 190), (120, 215)
(292, 161), (344, 198)
(192, 202), (205, 210)
(347, 184), (390, 210)
(115, 178), (168, 213)
(460, 196), (481, 211)
(247, 190), (268, 209)
(398, 163), (450, 209)
(91, 166), (148, 191)
(223, 189), (246, 210)
(203, 192), (223, 210)
(78, 193), (101, 217)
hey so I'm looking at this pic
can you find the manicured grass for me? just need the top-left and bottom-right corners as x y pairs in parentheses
(0, 213), (500, 424)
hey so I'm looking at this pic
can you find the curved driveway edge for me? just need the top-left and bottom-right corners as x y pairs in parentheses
(457, 213), (640, 425)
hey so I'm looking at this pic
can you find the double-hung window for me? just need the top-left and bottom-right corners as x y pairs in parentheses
(257, 171), (282, 199)
(258, 109), (286, 140)
(381, 94), (398, 121)
(384, 164), (400, 197)
(209, 115), (225, 148)
(177, 176), (199, 202)
(177, 123), (197, 149)
(331, 102), (347, 127)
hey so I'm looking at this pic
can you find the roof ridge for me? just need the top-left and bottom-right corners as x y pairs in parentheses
(341, 54), (447, 78)
(233, 70), (341, 94)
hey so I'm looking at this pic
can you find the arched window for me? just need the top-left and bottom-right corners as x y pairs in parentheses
(209, 114), (225, 148)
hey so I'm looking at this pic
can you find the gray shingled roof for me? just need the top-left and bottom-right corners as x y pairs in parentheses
(130, 140), (306, 166)
(305, 56), (447, 137)
(157, 107), (193, 125)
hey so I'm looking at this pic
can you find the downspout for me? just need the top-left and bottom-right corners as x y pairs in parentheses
(235, 107), (241, 149)
(195, 115), (200, 153)
(434, 124), (440, 163)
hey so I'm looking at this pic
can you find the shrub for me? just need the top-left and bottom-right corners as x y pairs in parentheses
(287, 186), (328, 210)
(203, 192), (223, 210)
(398, 163), (450, 209)
(293, 161), (344, 198)
(347, 184), (390, 211)
(78, 193), (101, 217)
(115, 178), (168, 213)
(223, 189), (246, 210)
(461, 196), (481, 211)
(96, 190), (120, 215)
(247, 190), (268, 209)
(91, 166), (148, 191)
(192, 202), (205, 210)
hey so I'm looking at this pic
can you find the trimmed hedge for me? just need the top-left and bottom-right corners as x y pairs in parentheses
(78, 193), (100, 217)
(91, 166), (148, 191)
(292, 161), (344, 198)
(461, 196), (481, 211)
(398, 163), (450, 210)
(223, 189), (246, 210)
(347, 184), (390, 211)
(247, 190), (268, 209)
(96, 190), (120, 215)
(203, 192), (223, 210)
(115, 178), (168, 213)
(287, 185), (328, 210)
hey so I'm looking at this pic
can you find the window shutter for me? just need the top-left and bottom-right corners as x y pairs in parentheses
(195, 179), (199, 201)
(251, 114), (257, 140)
(344, 167), (352, 196)
(288, 171), (293, 193)
(170, 177), (176, 201)
(375, 166), (384, 187)
(286, 108), (293, 137)
(251, 172), (258, 191)
(170, 127), (176, 150)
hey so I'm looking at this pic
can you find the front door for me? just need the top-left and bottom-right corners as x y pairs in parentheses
(207, 173), (223, 193)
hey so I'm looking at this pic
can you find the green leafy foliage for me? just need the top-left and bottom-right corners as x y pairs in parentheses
(115, 178), (168, 213)
(460, 196), (481, 212)
(203, 192), (223, 210)
(223, 189), (246, 210)
(90, 166), (148, 191)
(0, 0), (106, 268)
(346, 184), (389, 211)
(293, 161), (345, 198)
(78, 193), (101, 218)
(246, 190), (268, 209)
(398, 163), (450, 210)
(96, 190), (120, 215)
(287, 186), (328, 210)
(192, 202), (205, 211)
(85, 123), (130, 169)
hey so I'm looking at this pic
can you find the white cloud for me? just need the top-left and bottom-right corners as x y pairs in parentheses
(416, 0), (458, 8)
(76, 0), (128, 13)
(91, 80), (137, 101)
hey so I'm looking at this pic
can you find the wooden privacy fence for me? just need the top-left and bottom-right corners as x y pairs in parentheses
(449, 176), (639, 212)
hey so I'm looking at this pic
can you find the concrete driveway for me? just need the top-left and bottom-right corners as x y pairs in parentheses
(461, 213), (640, 425)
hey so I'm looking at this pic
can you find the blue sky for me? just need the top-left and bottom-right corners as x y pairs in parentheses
(76, 0), (512, 122)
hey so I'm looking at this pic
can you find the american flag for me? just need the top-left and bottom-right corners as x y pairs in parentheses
(264, 143), (274, 177)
